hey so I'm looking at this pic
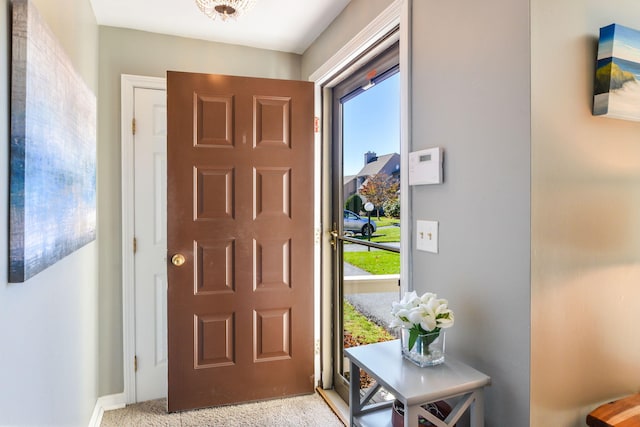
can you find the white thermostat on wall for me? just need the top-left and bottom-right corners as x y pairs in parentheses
(409, 147), (443, 185)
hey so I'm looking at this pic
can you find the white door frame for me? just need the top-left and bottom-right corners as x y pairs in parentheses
(119, 0), (412, 401)
(308, 0), (411, 388)
(121, 74), (166, 404)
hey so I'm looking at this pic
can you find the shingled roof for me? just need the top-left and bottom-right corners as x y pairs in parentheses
(357, 153), (400, 178)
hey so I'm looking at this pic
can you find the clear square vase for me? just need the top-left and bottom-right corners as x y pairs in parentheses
(399, 328), (445, 367)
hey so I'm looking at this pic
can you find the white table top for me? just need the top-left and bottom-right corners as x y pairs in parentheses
(345, 340), (491, 406)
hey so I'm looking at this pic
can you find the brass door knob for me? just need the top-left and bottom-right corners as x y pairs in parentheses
(171, 253), (186, 266)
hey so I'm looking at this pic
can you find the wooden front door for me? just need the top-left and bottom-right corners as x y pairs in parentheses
(166, 71), (314, 412)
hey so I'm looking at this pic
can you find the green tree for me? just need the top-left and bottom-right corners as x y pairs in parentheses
(344, 193), (363, 214)
(359, 173), (399, 219)
(383, 198), (400, 218)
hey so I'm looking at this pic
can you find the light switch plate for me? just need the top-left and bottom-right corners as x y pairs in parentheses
(416, 220), (438, 253)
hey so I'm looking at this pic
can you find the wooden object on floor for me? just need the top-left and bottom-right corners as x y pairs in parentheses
(587, 393), (640, 427)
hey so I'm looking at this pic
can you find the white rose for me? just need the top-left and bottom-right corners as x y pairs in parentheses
(389, 308), (412, 329)
(432, 299), (449, 316)
(422, 298), (439, 313)
(389, 317), (405, 328)
(436, 309), (455, 328)
(420, 317), (437, 332)
(409, 306), (437, 332)
(419, 292), (437, 304)
(399, 291), (418, 306)
(391, 291), (454, 332)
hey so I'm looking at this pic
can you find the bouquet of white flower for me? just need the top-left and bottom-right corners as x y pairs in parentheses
(390, 291), (454, 352)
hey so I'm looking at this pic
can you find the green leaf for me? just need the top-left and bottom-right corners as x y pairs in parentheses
(408, 329), (418, 350)
(421, 328), (440, 348)
(407, 325), (441, 353)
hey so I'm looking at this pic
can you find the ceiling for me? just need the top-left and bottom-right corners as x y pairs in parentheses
(89, 0), (351, 54)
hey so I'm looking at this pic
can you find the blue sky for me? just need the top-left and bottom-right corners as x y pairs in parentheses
(342, 73), (400, 176)
(598, 24), (640, 62)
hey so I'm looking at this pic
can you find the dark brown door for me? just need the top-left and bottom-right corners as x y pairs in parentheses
(166, 71), (314, 412)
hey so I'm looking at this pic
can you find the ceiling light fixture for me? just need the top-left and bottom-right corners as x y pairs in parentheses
(195, 0), (257, 22)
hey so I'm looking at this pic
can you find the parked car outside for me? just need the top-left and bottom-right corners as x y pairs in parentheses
(343, 210), (376, 236)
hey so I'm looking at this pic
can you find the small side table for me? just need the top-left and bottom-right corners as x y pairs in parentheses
(345, 340), (491, 427)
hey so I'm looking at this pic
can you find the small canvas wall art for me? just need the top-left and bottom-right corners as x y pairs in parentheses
(593, 24), (640, 121)
(10, 0), (96, 282)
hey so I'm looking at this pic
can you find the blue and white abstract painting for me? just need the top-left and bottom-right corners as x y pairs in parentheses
(593, 24), (640, 121)
(10, 0), (96, 283)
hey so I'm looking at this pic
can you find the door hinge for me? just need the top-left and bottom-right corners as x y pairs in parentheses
(132, 118), (136, 135)
(133, 237), (137, 254)
(134, 355), (138, 372)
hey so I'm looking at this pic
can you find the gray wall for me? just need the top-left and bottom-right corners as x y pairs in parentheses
(303, 0), (531, 424)
(311, 0), (640, 424)
(531, 0), (640, 424)
(0, 0), (100, 425)
(410, 0), (531, 424)
(97, 26), (302, 395)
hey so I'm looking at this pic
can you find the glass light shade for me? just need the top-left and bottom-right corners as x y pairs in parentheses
(195, 0), (256, 21)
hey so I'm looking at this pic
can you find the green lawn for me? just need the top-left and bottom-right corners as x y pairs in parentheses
(372, 226), (399, 243)
(344, 251), (400, 275)
(375, 217), (400, 227)
(347, 223), (400, 243)
(343, 301), (393, 344)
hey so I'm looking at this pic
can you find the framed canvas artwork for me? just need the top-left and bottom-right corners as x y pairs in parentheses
(10, 0), (97, 282)
(593, 23), (640, 121)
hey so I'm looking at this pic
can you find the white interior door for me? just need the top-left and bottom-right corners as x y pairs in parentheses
(133, 87), (168, 402)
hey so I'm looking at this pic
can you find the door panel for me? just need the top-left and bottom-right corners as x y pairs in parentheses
(167, 71), (314, 412)
(133, 87), (168, 402)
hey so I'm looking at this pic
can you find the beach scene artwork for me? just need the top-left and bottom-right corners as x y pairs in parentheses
(593, 24), (640, 121)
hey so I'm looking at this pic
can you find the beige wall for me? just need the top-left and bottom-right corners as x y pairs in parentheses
(97, 26), (302, 395)
(0, 0), (100, 425)
(531, 0), (640, 424)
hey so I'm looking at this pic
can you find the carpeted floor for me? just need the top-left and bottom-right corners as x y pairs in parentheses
(100, 393), (345, 427)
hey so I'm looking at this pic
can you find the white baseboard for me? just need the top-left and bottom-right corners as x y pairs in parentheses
(88, 393), (126, 427)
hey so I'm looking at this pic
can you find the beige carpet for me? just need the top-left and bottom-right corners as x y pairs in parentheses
(100, 393), (345, 426)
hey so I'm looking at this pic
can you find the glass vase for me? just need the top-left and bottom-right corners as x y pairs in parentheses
(399, 328), (445, 367)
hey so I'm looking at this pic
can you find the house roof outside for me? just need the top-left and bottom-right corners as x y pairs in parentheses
(344, 152), (400, 205)
(344, 175), (357, 185)
(357, 152), (400, 179)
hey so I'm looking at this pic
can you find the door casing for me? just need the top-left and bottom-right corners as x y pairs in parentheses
(119, 0), (412, 404)
(121, 74), (317, 406)
(308, 0), (411, 391)
(330, 42), (400, 402)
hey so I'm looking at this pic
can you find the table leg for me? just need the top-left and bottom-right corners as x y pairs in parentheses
(349, 360), (362, 426)
(470, 389), (485, 427)
(405, 403), (420, 427)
